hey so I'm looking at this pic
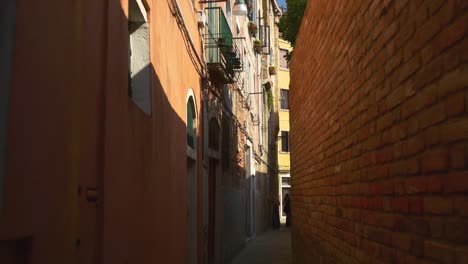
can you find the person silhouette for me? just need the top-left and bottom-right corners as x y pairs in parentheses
(272, 195), (280, 230)
(283, 194), (291, 227)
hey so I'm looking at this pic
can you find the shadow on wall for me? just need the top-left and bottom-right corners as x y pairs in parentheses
(0, 1), (195, 264)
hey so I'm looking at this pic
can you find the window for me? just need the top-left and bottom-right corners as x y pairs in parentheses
(282, 176), (291, 187)
(221, 115), (231, 171)
(0, 0), (16, 210)
(280, 89), (289, 110)
(208, 118), (220, 150)
(279, 48), (289, 69)
(128, 0), (151, 115)
(281, 131), (289, 152)
(187, 97), (196, 149)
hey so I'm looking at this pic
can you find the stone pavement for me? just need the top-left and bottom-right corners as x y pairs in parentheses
(229, 226), (292, 264)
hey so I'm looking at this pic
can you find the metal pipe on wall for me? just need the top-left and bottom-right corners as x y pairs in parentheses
(0, 0), (16, 216)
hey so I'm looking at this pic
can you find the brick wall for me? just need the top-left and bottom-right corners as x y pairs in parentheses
(290, 1), (467, 263)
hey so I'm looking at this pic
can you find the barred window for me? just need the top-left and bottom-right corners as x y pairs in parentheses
(279, 48), (289, 69)
(280, 89), (289, 110)
(281, 131), (289, 152)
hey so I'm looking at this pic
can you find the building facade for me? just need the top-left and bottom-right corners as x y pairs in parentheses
(201, 0), (281, 263)
(277, 38), (292, 221)
(0, 0), (202, 263)
(290, 1), (468, 263)
(0, 0), (281, 264)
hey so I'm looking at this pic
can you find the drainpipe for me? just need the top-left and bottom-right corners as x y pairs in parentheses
(0, 0), (16, 216)
(170, 0), (206, 76)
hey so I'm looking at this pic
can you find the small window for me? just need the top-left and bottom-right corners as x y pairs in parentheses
(208, 118), (220, 150)
(279, 48), (289, 69)
(280, 89), (289, 110)
(222, 115), (231, 171)
(281, 131), (289, 152)
(282, 176), (291, 187)
(187, 97), (196, 149)
(128, 0), (151, 115)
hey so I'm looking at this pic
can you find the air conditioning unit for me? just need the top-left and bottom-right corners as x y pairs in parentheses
(197, 10), (206, 28)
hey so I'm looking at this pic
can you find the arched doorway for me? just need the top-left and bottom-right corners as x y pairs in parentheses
(186, 93), (197, 264)
(207, 118), (220, 264)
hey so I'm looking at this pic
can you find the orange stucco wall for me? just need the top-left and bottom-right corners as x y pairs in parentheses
(0, 0), (202, 263)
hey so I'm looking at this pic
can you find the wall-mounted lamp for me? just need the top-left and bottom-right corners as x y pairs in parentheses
(233, 0), (248, 16)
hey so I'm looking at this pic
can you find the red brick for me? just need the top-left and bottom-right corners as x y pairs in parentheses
(409, 197), (424, 215)
(427, 175), (443, 193)
(404, 136), (424, 156)
(446, 92), (465, 117)
(438, 0), (457, 26)
(393, 215), (411, 232)
(422, 147), (449, 173)
(367, 226), (392, 245)
(444, 172), (468, 193)
(376, 147), (393, 163)
(450, 143), (466, 169)
(445, 220), (468, 243)
(389, 160), (407, 177)
(401, 94), (424, 118)
(430, 11), (467, 59)
(289, 1), (468, 262)
(393, 142), (403, 159)
(424, 126), (441, 147)
(406, 158), (420, 175)
(418, 102), (446, 129)
(405, 176), (427, 194)
(454, 196), (468, 217)
(442, 118), (468, 143)
(424, 196), (453, 215)
(368, 197), (384, 210)
(412, 218), (432, 236)
(392, 232), (411, 251)
(412, 17), (440, 55)
(427, 0), (445, 15)
(407, 116), (420, 135)
(425, 241), (456, 263)
(370, 180), (395, 195)
(392, 196), (409, 213)
(410, 236), (425, 257)
(456, 247), (468, 264)
(438, 66), (468, 97)
(430, 219), (445, 238)
(394, 55), (421, 86)
(421, 84), (439, 107)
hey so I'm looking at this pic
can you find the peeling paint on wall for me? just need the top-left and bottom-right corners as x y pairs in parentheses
(0, 0), (16, 215)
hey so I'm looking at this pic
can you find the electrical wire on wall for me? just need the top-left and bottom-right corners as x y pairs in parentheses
(167, 0), (277, 172)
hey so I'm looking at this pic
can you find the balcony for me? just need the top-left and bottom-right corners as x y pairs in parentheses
(205, 7), (243, 84)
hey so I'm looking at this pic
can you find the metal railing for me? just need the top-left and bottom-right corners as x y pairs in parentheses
(204, 7), (243, 84)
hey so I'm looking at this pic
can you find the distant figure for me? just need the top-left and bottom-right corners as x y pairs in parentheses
(272, 195), (281, 230)
(283, 194), (291, 227)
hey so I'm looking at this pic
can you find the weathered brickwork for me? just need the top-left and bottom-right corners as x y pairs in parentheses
(290, 1), (468, 263)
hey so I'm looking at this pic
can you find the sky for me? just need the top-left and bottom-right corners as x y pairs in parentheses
(277, 0), (287, 8)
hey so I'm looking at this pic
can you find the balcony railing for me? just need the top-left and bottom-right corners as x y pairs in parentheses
(204, 7), (243, 84)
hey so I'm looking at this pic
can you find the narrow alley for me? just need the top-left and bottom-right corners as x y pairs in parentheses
(1, 0), (467, 263)
(230, 226), (292, 264)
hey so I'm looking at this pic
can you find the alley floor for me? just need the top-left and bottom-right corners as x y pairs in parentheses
(230, 225), (292, 264)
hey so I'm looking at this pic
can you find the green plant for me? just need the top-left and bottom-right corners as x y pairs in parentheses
(253, 39), (262, 54)
(248, 21), (258, 37)
(278, 0), (308, 61)
(267, 89), (273, 111)
(247, 1), (253, 12)
(269, 66), (276, 75)
(217, 37), (226, 47)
